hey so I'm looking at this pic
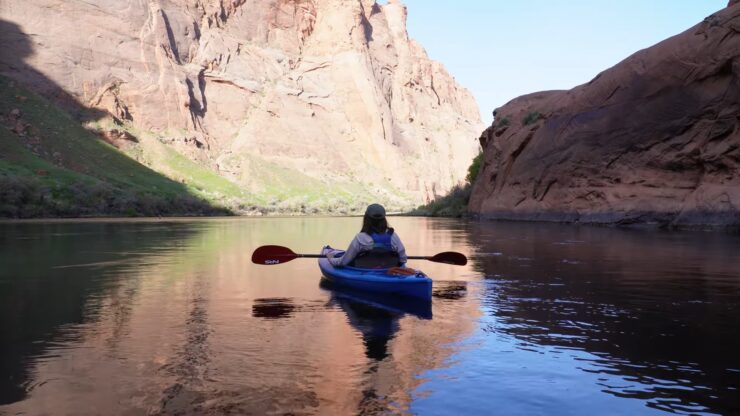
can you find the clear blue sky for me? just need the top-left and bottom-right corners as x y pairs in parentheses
(402, 0), (728, 124)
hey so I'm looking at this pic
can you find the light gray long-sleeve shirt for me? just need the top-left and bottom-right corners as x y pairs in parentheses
(328, 232), (407, 267)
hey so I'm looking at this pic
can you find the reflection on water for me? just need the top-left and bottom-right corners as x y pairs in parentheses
(252, 298), (297, 319)
(0, 217), (476, 415)
(0, 220), (208, 405)
(462, 222), (740, 415)
(1, 218), (739, 415)
(320, 279), (433, 320)
(318, 280), (436, 413)
(330, 289), (401, 361)
(432, 281), (468, 300)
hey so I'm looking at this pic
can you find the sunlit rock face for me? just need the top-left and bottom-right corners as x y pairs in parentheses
(0, 0), (481, 207)
(469, 3), (740, 228)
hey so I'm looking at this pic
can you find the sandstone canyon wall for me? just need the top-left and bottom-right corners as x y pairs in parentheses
(469, 2), (740, 228)
(0, 0), (481, 212)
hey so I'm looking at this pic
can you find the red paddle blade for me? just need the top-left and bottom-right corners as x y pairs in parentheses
(428, 251), (467, 266)
(251, 245), (299, 265)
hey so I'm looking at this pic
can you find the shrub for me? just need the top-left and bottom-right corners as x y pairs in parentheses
(523, 111), (541, 126)
(0, 176), (45, 217)
(466, 152), (483, 184)
(412, 184), (472, 218)
(408, 160), (483, 217)
(0, 175), (225, 218)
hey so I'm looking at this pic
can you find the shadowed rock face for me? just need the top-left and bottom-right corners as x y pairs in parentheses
(469, 3), (740, 228)
(0, 0), (481, 206)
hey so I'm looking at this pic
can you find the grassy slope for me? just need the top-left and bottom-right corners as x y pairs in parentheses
(239, 154), (382, 212)
(82, 100), (414, 215)
(1, 75), (416, 217)
(0, 76), (229, 217)
(136, 136), (254, 204)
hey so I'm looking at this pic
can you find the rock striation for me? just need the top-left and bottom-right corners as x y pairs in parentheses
(469, 3), (740, 228)
(0, 0), (481, 209)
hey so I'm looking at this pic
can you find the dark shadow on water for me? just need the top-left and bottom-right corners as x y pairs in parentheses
(432, 281), (467, 300)
(320, 279), (432, 321)
(319, 279), (435, 414)
(319, 279), (432, 361)
(249, 280), (433, 362)
(252, 298), (297, 319)
(0, 221), (205, 405)
(468, 221), (740, 415)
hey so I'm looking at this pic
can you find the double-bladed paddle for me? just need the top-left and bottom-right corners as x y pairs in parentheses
(251, 245), (467, 266)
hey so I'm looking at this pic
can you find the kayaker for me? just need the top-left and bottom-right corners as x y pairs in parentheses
(328, 203), (408, 268)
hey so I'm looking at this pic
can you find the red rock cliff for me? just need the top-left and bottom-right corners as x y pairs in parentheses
(469, 3), (740, 228)
(0, 0), (481, 208)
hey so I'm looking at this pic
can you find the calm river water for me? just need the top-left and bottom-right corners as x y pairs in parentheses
(1, 217), (739, 415)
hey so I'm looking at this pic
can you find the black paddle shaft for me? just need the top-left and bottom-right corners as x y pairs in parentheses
(251, 245), (466, 266)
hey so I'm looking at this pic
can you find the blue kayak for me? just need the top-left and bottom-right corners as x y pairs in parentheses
(318, 246), (433, 300)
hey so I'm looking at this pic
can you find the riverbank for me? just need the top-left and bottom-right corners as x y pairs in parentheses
(411, 183), (739, 231)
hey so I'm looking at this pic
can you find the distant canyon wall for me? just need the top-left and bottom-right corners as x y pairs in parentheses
(469, 2), (740, 228)
(0, 0), (481, 206)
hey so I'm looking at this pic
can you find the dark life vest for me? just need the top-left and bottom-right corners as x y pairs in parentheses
(352, 229), (401, 268)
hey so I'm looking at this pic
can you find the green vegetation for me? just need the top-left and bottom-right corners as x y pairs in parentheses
(0, 132), (225, 217)
(523, 111), (542, 126)
(465, 152), (483, 184)
(0, 75), (417, 218)
(496, 116), (510, 128)
(247, 156), (414, 215)
(0, 174), (219, 218)
(146, 139), (253, 204)
(409, 184), (471, 217)
(410, 150), (484, 218)
(85, 117), (268, 212)
(0, 76), (229, 218)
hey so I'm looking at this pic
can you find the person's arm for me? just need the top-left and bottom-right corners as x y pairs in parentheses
(329, 235), (362, 267)
(391, 233), (407, 265)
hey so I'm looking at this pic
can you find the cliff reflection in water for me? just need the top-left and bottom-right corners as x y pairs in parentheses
(469, 222), (740, 415)
(0, 217), (479, 415)
(0, 220), (207, 405)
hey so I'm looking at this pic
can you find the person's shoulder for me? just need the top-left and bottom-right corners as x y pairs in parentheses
(390, 231), (403, 240)
(355, 232), (374, 243)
